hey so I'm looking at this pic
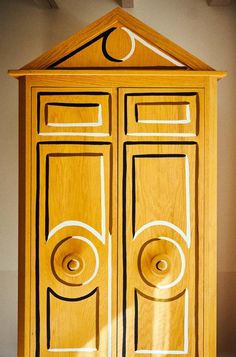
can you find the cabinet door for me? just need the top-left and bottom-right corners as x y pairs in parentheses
(36, 143), (114, 356)
(122, 143), (197, 356)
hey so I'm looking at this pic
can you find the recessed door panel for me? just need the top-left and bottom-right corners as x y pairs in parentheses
(36, 143), (113, 356)
(48, 288), (98, 351)
(123, 143), (197, 356)
(135, 289), (187, 352)
(121, 88), (203, 137)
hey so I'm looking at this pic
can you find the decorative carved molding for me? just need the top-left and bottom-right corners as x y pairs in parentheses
(21, 8), (213, 70)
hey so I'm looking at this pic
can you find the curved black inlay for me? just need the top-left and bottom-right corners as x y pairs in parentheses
(101, 29), (123, 63)
(48, 27), (121, 68)
(48, 286), (97, 302)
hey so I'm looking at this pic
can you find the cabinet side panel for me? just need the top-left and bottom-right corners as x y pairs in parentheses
(18, 77), (32, 357)
(204, 78), (218, 357)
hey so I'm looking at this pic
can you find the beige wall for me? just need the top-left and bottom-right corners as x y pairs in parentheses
(0, 0), (235, 356)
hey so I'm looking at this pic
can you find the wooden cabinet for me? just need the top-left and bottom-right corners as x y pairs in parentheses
(9, 7), (226, 357)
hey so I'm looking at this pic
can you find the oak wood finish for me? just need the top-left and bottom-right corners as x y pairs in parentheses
(11, 8), (225, 357)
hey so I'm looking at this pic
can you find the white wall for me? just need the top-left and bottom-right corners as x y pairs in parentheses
(0, 0), (236, 356)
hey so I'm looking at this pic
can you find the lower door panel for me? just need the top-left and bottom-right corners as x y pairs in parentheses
(36, 143), (113, 356)
(122, 143), (197, 356)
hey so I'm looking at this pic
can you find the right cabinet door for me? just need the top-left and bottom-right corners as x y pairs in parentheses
(122, 142), (198, 356)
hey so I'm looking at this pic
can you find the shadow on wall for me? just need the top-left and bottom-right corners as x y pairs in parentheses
(27, 0), (86, 53)
(25, 0), (119, 57)
(218, 272), (236, 355)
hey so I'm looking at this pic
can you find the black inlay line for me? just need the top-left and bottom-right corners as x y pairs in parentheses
(194, 144), (199, 356)
(38, 141), (111, 145)
(35, 144), (40, 357)
(133, 153), (186, 159)
(125, 92), (197, 98)
(132, 156), (136, 238)
(37, 92), (41, 135)
(124, 94), (128, 135)
(96, 288), (100, 350)
(46, 289), (50, 350)
(47, 153), (102, 158)
(48, 27), (119, 68)
(134, 290), (138, 351)
(134, 103), (139, 123)
(125, 141), (197, 146)
(136, 101), (190, 106)
(45, 155), (49, 240)
(46, 102), (100, 108)
(122, 144), (127, 357)
(49, 66), (188, 70)
(46, 287), (98, 350)
(39, 91), (110, 96)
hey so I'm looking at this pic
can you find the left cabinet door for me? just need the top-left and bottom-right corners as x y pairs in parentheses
(35, 142), (113, 356)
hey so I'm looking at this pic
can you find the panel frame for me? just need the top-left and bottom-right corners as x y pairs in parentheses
(33, 88), (114, 137)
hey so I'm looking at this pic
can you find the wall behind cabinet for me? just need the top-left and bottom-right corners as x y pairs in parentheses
(0, 0), (236, 356)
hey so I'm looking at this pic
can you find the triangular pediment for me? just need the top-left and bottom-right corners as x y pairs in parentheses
(21, 8), (213, 70)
